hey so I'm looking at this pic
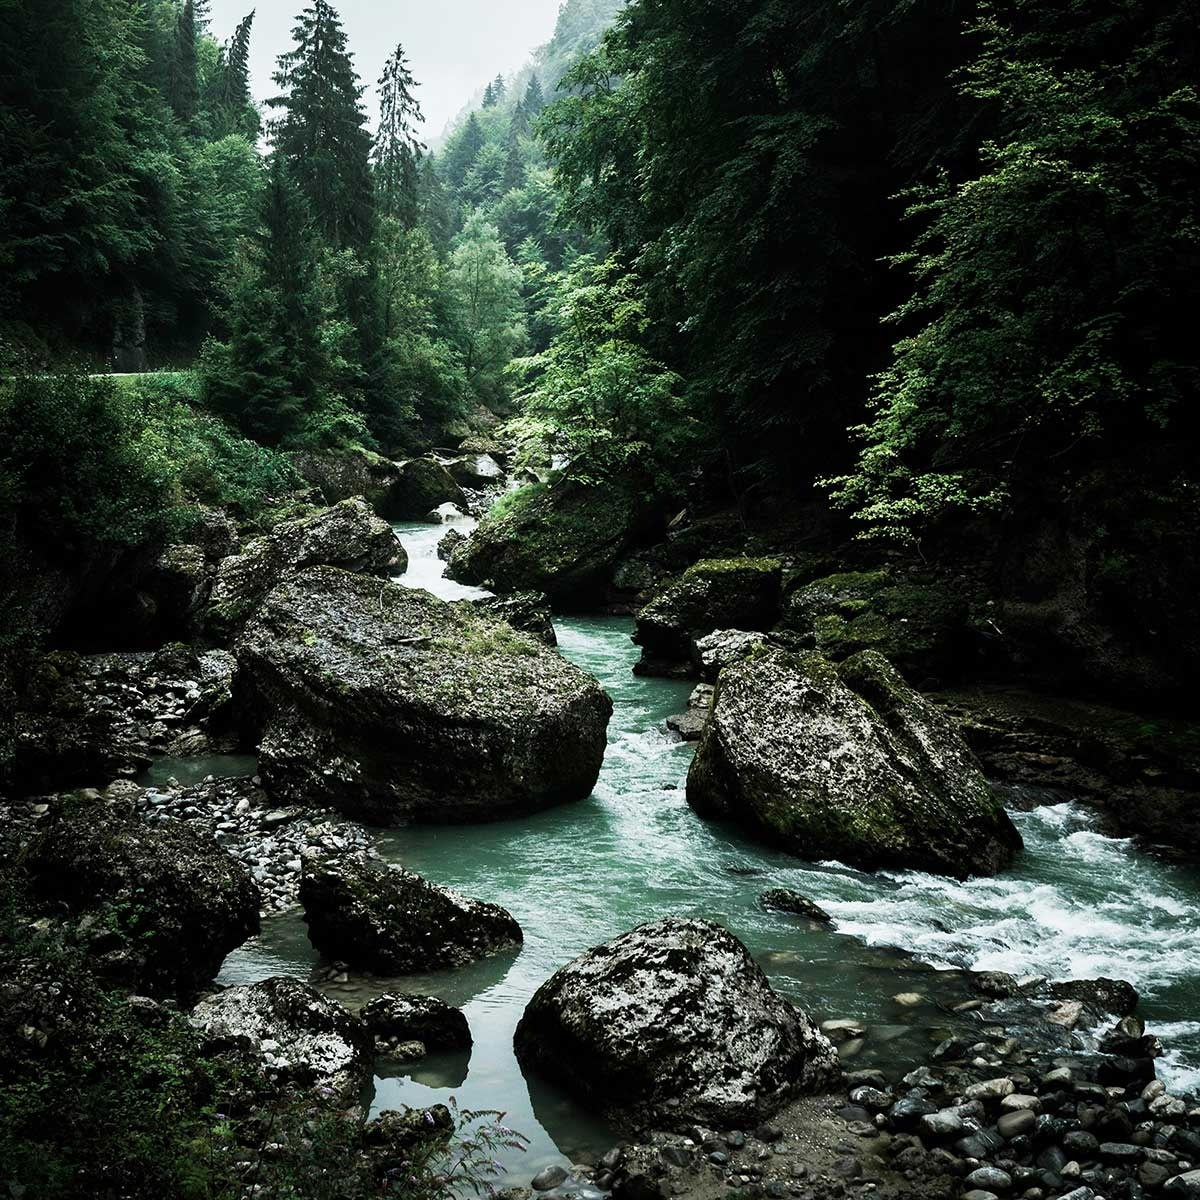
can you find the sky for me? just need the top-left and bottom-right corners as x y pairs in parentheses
(206, 0), (566, 141)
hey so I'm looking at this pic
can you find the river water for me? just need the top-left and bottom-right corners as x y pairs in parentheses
(219, 517), (1200, 1183)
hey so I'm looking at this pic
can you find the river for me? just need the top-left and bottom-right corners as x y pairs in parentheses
(218, 517), (1200, 1184)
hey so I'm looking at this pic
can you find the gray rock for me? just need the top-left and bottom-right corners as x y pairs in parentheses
(25, 799), (259, 999)
(191, 975), (371, 1103)
(758, 889), (832, 924)
(692, 629), (769, 681)
(469, 591), (557, 647)
(386, 458), (469, 520)
(359, 992), (472, 1050)
(300, 854), (522, 973)
(531, 1165), (569, 1191)
(997, 1108), (1037, 1138)
(919, 1110), (964, 1140)
(207, 499), (404, 640)
(687, 648), (1021, 878)
(238, 567), (611, 823)
(446, 453), (506, 489)
(964, 1166), (1013, 1192)
(1165, 1170), (1200, 1197)
(513, 917), (839, 1131)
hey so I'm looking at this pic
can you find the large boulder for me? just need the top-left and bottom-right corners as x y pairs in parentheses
(444, 453), (505, 489)
(469, 591), (557, 646)
(634, 558), (783, 675)
(513, 917), (839, 1132)
(360, 993), (472, 1051)
(687, 648), (1021, 878)
(290, 446), (405, 513)
(299, 854), (522, 973)
(24, 800), (260, 998)
(779, 569), (969, 684)
(238, 567), (611, 823)
(206, 499), (404, 641)
(385, 458), (468, 521)
(191, 976), (372, 1104)
(447, 473), (664, 609)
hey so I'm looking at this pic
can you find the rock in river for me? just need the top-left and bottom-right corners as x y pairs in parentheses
(25, 799), (260, 999)
(360, 993), (472, 1051)
(300, 854), (522, 973)
(687, 648), (1021, 877)
(206, 499), (404, 641)
(238, 566), (612, 823)
(513, 916), (839, 1132)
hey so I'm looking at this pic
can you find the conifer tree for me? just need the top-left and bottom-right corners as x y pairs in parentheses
(373, 43), (425, 227)
(168, 0), (199, 127)
(203, 155), (325, 444)
(268, 0), (374, 251)
(442, 111), (485, 188)
(209, 9), (259, 139)
(523, 73), (544, 116)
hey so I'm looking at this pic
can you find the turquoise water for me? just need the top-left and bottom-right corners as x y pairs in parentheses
(215, 519), (1200, 1185)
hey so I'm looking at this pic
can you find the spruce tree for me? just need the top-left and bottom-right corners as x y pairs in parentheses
(209, 9), (259, 139)
(268, 0), (374, 252)
(441, 111), (485, 188)
(168, 0), (199, 127)
(203, 155), (325, 444)
(523, 73), (544, 117)
(373, 43), (425, 227)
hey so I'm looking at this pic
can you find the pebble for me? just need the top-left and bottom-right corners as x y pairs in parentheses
(997, 1109), (1037, 1139)
(965, 1166), (1013, 1191)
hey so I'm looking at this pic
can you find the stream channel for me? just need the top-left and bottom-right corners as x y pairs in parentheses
(216, 517), (1200, 1184)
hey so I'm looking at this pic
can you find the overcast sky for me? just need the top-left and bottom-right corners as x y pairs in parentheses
(206, 0), (565, 141)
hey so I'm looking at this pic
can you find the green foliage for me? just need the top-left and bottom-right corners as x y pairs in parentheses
(374, 45), (426, 227)
(443, 215), (527, 405)
(508, 256), (692, 486)
(829, 0), (1200, 541)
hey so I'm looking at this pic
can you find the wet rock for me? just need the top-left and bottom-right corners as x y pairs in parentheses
(385, 458), (468, 521)
(692, 629), (770, 681)
(633, 559), (782, 676)
(290, 446), (408, 513)
(191, 975), (372, 1103)
(531, 1165), (569, 1191)
(239, 567), (611, 823)
(361, 1104), (455, 1153)
(446, 453), (506, 489)
(447, 471), (665, 609)
(758, 889), (832, 924)
(207, 499), (404, 640)
(25, 799), (259, 999)
(300, 853), (522, 973)
(1049, 978), (1139, 1018)
(438, 528), (467, 561)
(780, 568), (970, 684)
(687, 648), (1021, 878)
(359, 992), (472, 1050)
(998, 1109), (1037, 1138)
(1165, 1169), (1200, 1196)
(513, 916), (839, 1131)
(470, 591), (557, 647)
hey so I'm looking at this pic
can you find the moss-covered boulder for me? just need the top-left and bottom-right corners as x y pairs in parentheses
(513, 917), (839, 1132)
(779, 569), (969, 683)
(290, 446), (407, 513)
(300, 854), (522, 974)
(237, 566), (612, 823)
(634, 558), (783, 676)
(24, 800), (260, 999)
(447, 474), (663, 609)
(469, 591), (557, 646)
(206, 499), (405, 642)
(385, 458), (468, 520)
(687, 648), (1021, 877)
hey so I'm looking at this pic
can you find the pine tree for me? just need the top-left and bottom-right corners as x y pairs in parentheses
(441, 111), (485, 188)
(268, 0), (374, 251)
(490, 74), (507, 105)
(523, 73), (544, 117)
(482, 80), (497, 108)
(503, 126), (525, 193)
(210, 9), (259, 139)
(373, 43), (425, 227)
(203, 155), (325, 444)
(168, 0), (199, 127)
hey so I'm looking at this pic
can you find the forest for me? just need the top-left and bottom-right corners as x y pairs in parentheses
(2, 0), (1199, 1197)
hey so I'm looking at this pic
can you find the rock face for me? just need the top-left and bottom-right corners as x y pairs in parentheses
(513, 917), (839, 1132)
(470, 591), (557, 646)
(687, 648), (1021, 878)
(780, 569), (969, 684)
(238, 566), (611, 823)
(634, 559), (783, 674)
(360, 993), (472, 1051)
(448, 473), (663, 608)
(299, 854), (522, 973)
(191, 976), (372, 1103)
(25, 800), (260, 998)
(386, 458), (468, 520)
(207, 499), (404, 640)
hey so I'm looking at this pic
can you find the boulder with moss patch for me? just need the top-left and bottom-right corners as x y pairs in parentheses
(386, 458), (469, 520)
(206, 499), (405, 641)
(779, 569), (969, 683)
(634, 559), (783, 676)
(447, 474), (663, 608)
(687, 648), (1021, 877)
(237, 566), (611, 823)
